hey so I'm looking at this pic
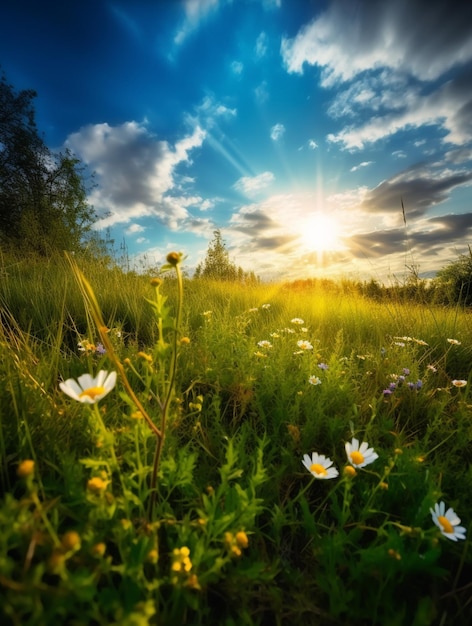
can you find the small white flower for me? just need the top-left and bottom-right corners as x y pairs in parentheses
(257, 340), (273, 349)
(302, 452), (338, 479)
(308, 375), (322, 386)
(261, 303), (271, 309)
(291, 318), (304, 325)
(297, 340), (313, 351)
(430, 502), (466, 542)
(452, 379), (467, 388)
(60, 370), (117, 404)
(447, 338), (461, 345)
(345, 437), (378, 468)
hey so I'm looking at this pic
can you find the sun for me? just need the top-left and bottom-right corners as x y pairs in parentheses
(299, 213), (342, 252)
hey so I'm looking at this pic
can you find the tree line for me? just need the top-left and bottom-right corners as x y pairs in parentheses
(0, 69), (101, 256)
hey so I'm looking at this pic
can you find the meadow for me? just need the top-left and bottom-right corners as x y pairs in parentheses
(1, 251), (472, 626)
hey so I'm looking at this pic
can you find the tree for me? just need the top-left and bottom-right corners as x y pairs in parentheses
(195, 229), (246, 281)
(434, 247), (472, 306)
(0, 70), (97, 254)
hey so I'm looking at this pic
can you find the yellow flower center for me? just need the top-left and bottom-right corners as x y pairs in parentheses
(80, 386), (105, 400)
(310, 463), (327, 476)
(350, 451), (364, 465)
(438, 515), (454, 534)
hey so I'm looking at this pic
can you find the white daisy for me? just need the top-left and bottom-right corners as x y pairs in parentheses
(430, 502), (466, 542)
(302, 452), (338, 479)
(452, 379), (467, 388)
(297, 340), (313, 351)
(345, 437), (378, 468)
(60, 370), (117, 404)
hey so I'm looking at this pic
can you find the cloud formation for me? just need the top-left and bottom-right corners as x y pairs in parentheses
(281, 0), (472, 83)
(270, 123), (285, 141)
(66, 120), (205, 229)
(233, 171), (275, 195)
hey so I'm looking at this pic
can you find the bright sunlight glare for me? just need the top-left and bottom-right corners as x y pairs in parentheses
(299, 213), (342, 252)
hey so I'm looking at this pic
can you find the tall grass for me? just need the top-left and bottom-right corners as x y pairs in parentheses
(1, 252), (472, 625)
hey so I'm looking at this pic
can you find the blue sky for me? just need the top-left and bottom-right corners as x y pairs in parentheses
(2, 0), (472, 281)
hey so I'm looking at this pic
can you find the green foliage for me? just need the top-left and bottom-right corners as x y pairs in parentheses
(434, 247), (472, 306)
(194, 229), (257, 282)
(0, 70), (98, 255)
(1, 257), (472, 625)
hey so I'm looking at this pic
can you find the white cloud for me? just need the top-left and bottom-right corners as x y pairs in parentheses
(66, 121), (206, 229)
(308, 139), (318, 150)
(126, 223), (145, 234)
(174, 0), (220, 45)
(281, 0), (472, 84)
(255, 32), (268, 58)
(231, 60), (243, 75)
(270, 123), (285, 141)
(350, 161), (373, 172)
(233, 171), (275, 195)
(327, 77), (472, 149)
(191, 94), (237, 130)
(254, 81), (269, 104)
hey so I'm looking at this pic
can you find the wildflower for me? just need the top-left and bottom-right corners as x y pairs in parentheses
(60, 370), (117, 404)
(301, 327), (309, 333)
(414, 338), (428, 346)
(287, 424), (300, 444)
(257, 340), (273, 349)
(394, 342), (405, 347)
(138, 351), (153, 363)
(172, 547), (193, 573)
(224, 531), (249, 557)
(91, 542), (106, 557)
(166, 251), (182, 266)
(284, 327), (295, 334)
(345, 437), (378, 468)
(402, 368), (410, 376)
(318, 362), (329, 370)
(261, 303), (271, 309)
(147, 549), (159, 564)
(430, 502), (466, 542)
(235, 531), (249, 549)
(254, 351), (268, 358)
(180, 336), (191, 345)
(95, 343), (106, 355)
(302, 452), (339, 479)
(291, 318), (304, 325)
(17, 459), (35, 478)
(203, 310), (212, 317)
(427, 364), (438, 373)
(388, 548), (402, 560)
(308, 375), (322, 386)
(447, 338), (461, 345)
(270, 332), (280, 338)
(150, 277), (163, 287)
(61, 531), (81, 551)
(383, 388), (393, 396)
(452, 379), (467, 388)
(297, 340), (313, 351)
(249, 307), (259, 312)
(343, 465), (357, 478)
(87, 476), (109, 494)
(185, 574), (201, 590)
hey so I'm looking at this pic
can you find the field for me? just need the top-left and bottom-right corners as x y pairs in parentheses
(1, 252), (472, 625)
